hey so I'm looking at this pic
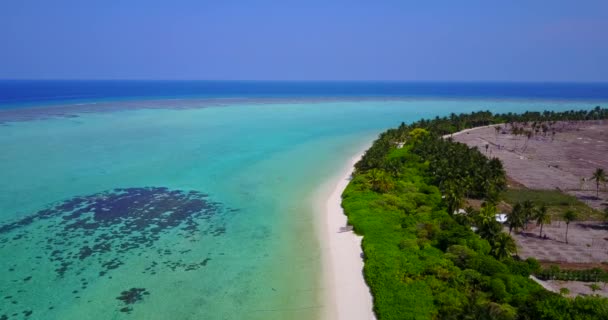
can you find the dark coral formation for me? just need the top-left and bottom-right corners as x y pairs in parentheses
(0, 187), (233, 316)
(116, 288), (150, 313)
(163, 258), (211, 271)
(117, 288), (150, 304)
(0, 187), (225, 278)
(1, 187), (221, 235)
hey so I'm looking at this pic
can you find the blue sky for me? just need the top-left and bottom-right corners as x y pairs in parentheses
(1, 0), (607, 81)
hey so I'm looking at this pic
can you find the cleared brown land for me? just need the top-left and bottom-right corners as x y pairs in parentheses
(452, 120), (608, 210)
(513, 221), (607, 264)
(454, 121), (608, 268)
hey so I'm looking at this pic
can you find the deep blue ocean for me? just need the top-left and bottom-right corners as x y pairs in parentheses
(1, 80), (608, 108)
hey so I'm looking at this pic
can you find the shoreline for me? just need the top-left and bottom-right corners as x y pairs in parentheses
(317, 148), (375, 320)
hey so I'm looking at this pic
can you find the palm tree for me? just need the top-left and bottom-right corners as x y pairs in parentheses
(477, 203), (503, 241)
(492, 233), (517, 260)
(478, 203), (497, 225)
(521, 200), (535, 230)
(563, 210), (577, 244)
(591, 168), (606, 198)
(535, 205), (551, 238)
(507, 203), (524, 235)
(444, 180), (465, 215)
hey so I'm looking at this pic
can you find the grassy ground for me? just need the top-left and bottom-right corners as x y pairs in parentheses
(501, 189), (603, 220)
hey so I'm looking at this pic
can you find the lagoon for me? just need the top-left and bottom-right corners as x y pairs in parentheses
(0, 87), (606, 319)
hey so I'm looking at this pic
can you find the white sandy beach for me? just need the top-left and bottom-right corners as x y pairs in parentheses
(318, 150), (375, 320)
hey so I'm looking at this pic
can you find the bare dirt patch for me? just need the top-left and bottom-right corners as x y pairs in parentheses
(512, 221), (608, 264)
(452, 120), (608, 210)
(455, 121), (608, 295)
(541, 279), (608, 298)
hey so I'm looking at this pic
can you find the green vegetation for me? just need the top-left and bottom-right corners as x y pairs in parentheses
(507, 203), (524, 235)
(535, 205), (551, 238)
(563, 210), (577, 244)
(536, 266), (608, 283)
(502, 189), (602, 220)
(379, 106), (608, 138)
(343, 108), (608, 319)
(588, 284), (602, 293)
(506, 201), (556, 238)
(354, 107), (608, 173)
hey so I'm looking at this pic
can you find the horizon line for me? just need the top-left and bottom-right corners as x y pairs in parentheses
(1, 79), (608, 84)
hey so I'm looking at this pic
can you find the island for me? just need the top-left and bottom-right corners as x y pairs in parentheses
(339, 107), (608, 319)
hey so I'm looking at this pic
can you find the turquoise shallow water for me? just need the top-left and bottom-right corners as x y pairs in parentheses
(0, 99), (605, 319)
